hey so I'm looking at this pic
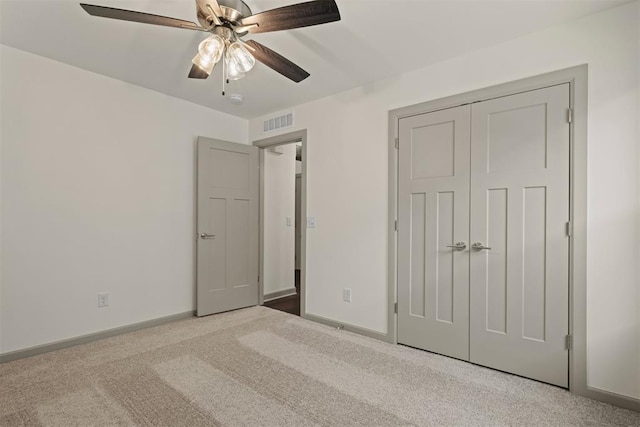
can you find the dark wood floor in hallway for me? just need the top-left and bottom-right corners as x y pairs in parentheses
(264, 294), (300, 316)
(264, 270), (300, 316)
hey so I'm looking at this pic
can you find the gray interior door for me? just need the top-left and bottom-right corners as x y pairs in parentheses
(469, 84), (570, 387)
(197, 137), (259, 316)
(397, 105), (471, 361)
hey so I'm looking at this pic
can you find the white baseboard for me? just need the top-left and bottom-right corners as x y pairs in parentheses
(0, 310), (195, 363)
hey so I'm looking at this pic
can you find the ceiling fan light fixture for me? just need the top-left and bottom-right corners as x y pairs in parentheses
(228, 41), (255, 73)
(80, 0), (341, 88)
(229, 71), (246, 81)
(192, 52), (216, 74)
(198, 34), (225, 63)
(225, 53), (245, 80)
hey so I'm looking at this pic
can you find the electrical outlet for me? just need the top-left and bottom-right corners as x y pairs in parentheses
(343, 288), (352, 302)
(307, 217), (316, 228)
(98, 292), (109, 308)
(286, 217), (292, 227)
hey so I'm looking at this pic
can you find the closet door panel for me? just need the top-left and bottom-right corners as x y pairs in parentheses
(469, 84), (570, 387)
(397, 105), (471, 361)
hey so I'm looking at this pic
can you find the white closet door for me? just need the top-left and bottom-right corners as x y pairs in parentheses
(469, 84), (570, 387)
(397, 105), (471, 361)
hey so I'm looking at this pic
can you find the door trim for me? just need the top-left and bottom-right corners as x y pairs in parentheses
(253, 130), (308, 317)
(388, 65), (628, 408)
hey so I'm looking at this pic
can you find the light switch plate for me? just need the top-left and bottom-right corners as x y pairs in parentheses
(307, 217), (316, 228)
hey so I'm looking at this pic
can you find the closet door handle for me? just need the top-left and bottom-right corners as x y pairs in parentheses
(472, 242), (491, 250)
(200, 233), (216, 240)
(446, 242), (467, 250)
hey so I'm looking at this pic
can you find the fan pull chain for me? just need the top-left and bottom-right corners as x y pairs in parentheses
(222, 54), (226, 96)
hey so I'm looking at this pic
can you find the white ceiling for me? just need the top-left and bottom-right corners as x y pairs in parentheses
(0, 0), (630, 119)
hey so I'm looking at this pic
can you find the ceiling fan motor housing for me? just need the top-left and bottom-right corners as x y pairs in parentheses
(196, 0), (252, 29)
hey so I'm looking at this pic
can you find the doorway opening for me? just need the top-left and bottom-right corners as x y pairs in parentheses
(254, 130), (307, 317)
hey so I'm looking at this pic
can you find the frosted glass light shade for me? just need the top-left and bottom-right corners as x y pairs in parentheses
(226, 53), (245, 80)
(192, 53), (216, 74)
(228, 41), (255, 73)
(192, 35), (224, 75)
(198, 35), (225, 63)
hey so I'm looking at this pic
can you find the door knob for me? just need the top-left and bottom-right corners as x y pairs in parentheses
(200, 233), (216, 240)
(446, 242), (467, 250)
(472, 242), (491, 250)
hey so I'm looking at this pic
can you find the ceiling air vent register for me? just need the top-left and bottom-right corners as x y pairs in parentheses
(263, 112), (294, 133)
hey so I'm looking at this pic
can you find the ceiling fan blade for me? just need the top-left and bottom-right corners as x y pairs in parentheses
(80, 3), (206, 31)
(232, 23), (259, 34)
(240, 0), (340, 34)
(245, 40), (310, 83)
(202, 0), (223, 26)
(209, 0), (224, 20)
(188, 64), (210, 79)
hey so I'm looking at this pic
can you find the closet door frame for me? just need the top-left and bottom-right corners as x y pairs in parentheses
(388, 65), (589, 399)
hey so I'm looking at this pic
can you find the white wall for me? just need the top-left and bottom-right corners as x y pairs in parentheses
(637, 0), (640, 390)
(0, 45), (248, 354)
(263, 144), (296, 296)
(249, 2), (640, 399)
(0, 44), (3, 355)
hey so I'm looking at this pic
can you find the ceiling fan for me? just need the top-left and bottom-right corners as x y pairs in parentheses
(79, 0), (341, 94)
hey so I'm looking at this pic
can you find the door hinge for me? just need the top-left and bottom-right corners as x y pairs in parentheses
(394, 220), (398, 231)
(566, 221), (573, 237)
(565, 334), (572, 350)
(395, 138), (399, 149)
(394, 302), (398, 313)
(567, 108), (573, 123)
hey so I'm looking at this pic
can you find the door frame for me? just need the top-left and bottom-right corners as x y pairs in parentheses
(253, 129), (308, 317)
(388, 65), (600, 404)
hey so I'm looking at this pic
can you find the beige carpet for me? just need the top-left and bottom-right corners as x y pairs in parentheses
(1, 307), (638, 426)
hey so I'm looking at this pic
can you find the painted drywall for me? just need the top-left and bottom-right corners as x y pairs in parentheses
(637, 0), (640, 390)
(0, 44), (3, 352)
(263, 144), (296, 296)
(0, 45), (248, 354)
(249, 2), (640, 399)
